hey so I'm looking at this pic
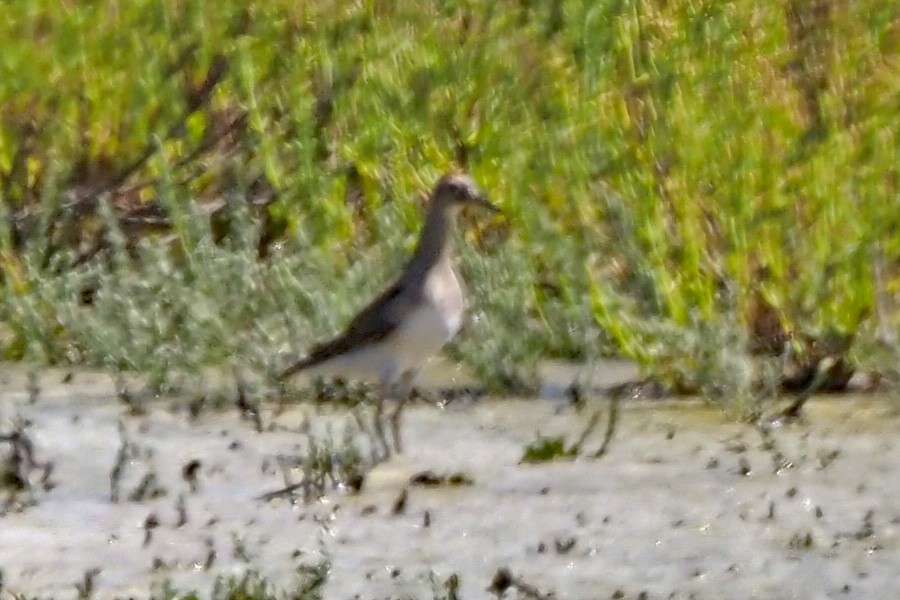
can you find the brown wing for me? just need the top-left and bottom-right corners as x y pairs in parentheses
(278, 279), (420, 380)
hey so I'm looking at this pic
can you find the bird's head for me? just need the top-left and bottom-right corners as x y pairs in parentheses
(431, 173), (498, 214)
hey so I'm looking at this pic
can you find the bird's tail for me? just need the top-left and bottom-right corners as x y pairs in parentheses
(278, 357), (312, 381)
(278, 337), (345, 380)
(278, 351), (334, 381)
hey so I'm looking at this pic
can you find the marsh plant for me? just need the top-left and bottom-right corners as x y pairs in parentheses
(261, 418), (368, 502)
(152, 562), (330, 600)
(0, 416), (53, 512)
(0, 2), (897, 408)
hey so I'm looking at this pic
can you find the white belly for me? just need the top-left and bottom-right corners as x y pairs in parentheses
(385, 300), (462, 370)
(385, 261), (464, 371)
(312, 263), (464, 381)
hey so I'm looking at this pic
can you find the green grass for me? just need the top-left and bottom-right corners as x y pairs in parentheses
(1, 1), (898, 406)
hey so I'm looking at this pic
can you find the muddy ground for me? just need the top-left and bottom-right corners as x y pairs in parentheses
(0, 363), (898, 600)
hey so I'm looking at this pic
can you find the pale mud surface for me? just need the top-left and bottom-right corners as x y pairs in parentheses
(0, 362), (898, 600)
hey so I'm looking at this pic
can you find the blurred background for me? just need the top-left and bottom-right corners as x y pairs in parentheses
(0, 0), (898, 410)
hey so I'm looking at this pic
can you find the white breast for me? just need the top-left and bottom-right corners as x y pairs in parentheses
(423, 261), (465, 336)
(311, 262), (465, 381)
(387, 261), (464, 371)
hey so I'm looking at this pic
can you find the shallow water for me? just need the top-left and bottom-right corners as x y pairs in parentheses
(0, 364), (898, 599)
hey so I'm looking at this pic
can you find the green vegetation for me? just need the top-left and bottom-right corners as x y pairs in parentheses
(521, 435), (576, 464)
(521, 399), (619, 462)
(1, 1), (897, 407)
(155, 565), (329, 600)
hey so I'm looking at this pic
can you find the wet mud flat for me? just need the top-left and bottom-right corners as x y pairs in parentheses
(0, 366), (898, 600)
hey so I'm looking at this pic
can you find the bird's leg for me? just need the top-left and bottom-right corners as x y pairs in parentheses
(389, 370), (417, 454)
(373, 380), (392, 463)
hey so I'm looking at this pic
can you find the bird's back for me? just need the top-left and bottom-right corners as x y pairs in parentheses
(278, 277), (420, 379)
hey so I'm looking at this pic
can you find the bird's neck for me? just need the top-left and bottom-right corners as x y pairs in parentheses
(408, 203), (456, 278)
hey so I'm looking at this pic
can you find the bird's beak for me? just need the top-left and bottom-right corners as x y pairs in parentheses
(473, 191), (501, 214)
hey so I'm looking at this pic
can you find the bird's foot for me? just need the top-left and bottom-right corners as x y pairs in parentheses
(371, 399), (392, 464)
(389, 402), (405, 454)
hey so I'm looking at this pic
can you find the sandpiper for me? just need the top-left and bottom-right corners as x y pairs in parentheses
(279, 173), (498, 459)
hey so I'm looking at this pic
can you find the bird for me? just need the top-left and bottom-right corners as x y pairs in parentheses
(279, 173), (498, 460)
